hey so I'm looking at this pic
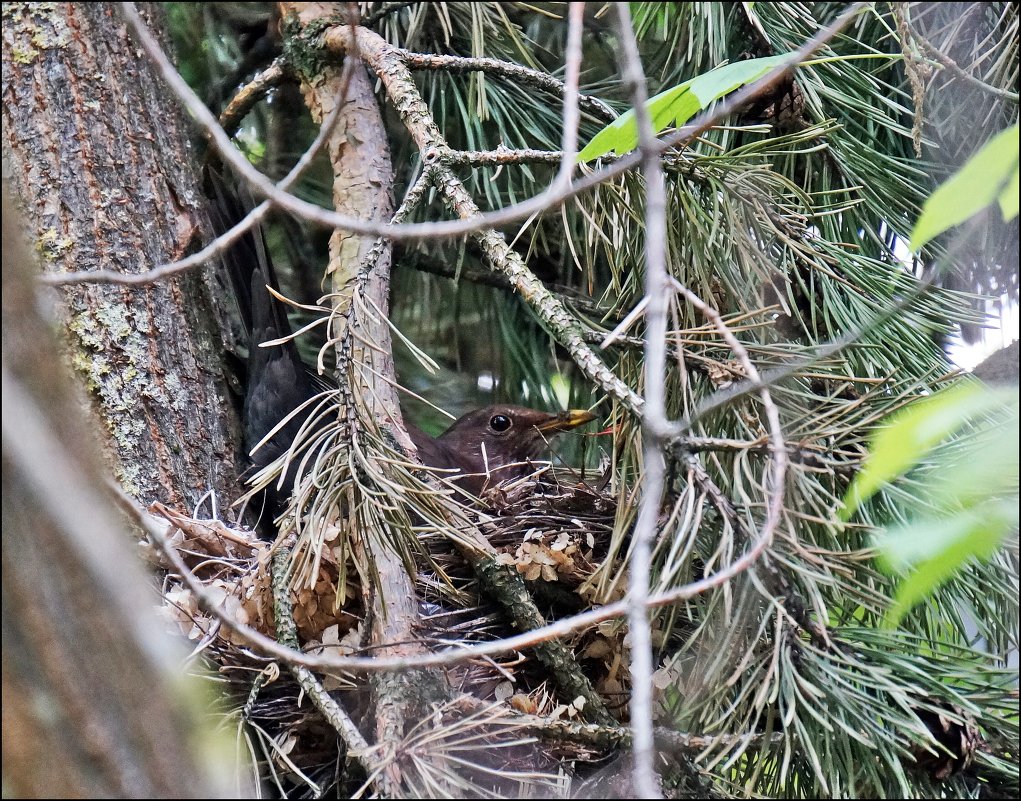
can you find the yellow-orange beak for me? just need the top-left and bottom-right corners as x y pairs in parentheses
(536, 409), (598, 433)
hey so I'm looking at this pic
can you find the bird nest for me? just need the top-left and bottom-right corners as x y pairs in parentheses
(149, 467), (638, 797)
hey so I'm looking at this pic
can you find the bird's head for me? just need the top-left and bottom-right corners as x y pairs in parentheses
(436, 404), (596, 478)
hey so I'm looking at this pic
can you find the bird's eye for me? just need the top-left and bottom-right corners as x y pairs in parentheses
(489, 414), (512, 433)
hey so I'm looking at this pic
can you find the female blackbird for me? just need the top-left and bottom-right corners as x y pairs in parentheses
(408, 406), (596, 496)
(211, 169), (594, 515)
(240, 259), (595, 510)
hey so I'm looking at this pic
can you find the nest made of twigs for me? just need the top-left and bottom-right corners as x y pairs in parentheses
(150, 468), (627, 796)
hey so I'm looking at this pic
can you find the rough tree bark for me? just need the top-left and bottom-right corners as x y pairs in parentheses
(2, 2), (241, 510)
(2, 192), (235, 798)
(2, 4), (246, 794)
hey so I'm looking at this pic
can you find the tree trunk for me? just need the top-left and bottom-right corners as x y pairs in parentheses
(2, 191), (237, 799)
(2, 2), (241, 510)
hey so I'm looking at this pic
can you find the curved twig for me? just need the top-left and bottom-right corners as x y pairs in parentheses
(97, 2), (866, 245)
(219, 58), (289, 136)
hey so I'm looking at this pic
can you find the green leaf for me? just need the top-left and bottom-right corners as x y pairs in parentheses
(878, 500), (1018, 627)
(998, 155), (1020, 219)
(910, 123), (1020, 251)
(577, 55), (790, 162)
(840, 383), (1012, 519)
(859, 389), (1018, 625)
(925, 415), (1020, 512)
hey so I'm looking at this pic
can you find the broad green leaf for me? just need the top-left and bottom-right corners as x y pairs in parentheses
(878, 500), (1018, 627)
(923, 414), (1020, 512)
(860, 390), (1018, 626)
(999, 156), (1020, 219)
(840, 383), (1013, 519)
(910, 123), (1020, 251)
(577, 55), (789, 162)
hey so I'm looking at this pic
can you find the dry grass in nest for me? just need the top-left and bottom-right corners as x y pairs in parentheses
(148, 470), (631, 795)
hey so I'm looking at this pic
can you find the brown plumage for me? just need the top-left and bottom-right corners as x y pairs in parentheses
(210, 169), (594, 520)
(408, 405), (596, 496)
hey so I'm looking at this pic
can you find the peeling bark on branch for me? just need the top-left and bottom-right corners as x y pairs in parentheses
(318, 23), (644, 413)
(278, 4), (444, 787)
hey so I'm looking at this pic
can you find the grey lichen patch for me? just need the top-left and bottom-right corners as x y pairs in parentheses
(106, 403), (146, 448)
(70, 350), (104, 392)
(101, 304), (136, 344)
(67, 303), (154, 406)
(161, 370), (187, 412)
(113, 459), (144, 499)
(3, 3), (72, 65)
(70, 302), (134, 347)
(69, 308), (106, 352)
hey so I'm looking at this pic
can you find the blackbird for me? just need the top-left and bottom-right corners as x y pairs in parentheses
(245, 285), (596, 505)
(243, 283), (596, 501)
(211, 171), (595, 516)
(407, 406), (596, 496)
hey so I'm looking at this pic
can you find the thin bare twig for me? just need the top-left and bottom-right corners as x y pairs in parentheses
(361, 1), (417, 29)
(611, 4), (667, 795)
(400, 48), (617, 122)
(436, 147), (563, 166)
(453, 695), (783, 754)
(100, 2), (865, 245)
(219, 58), (289, 136)
(558, 3), (586, 171)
